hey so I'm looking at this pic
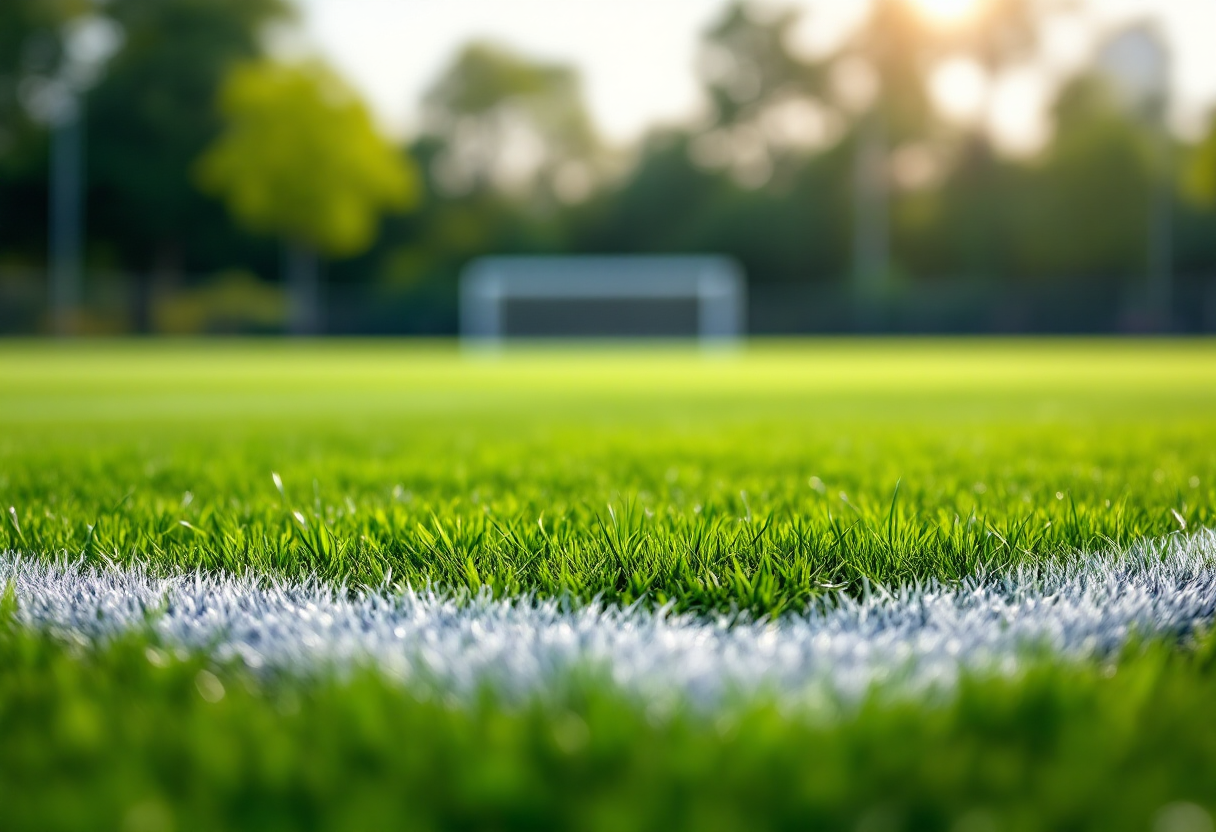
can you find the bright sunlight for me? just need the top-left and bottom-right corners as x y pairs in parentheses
(912, 0), (985, 25)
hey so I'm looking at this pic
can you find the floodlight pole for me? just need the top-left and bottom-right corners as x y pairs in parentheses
(48, 98), (84, 336)
(1147, 97), (1173, 330)
(1099, 25), (1173, 331)
(285, 241), (322, 335)
(852, 109), (889, 326)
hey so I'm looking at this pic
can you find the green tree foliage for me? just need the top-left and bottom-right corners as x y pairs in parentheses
(0, 0), (85, 260)
(86, 0), (289, 273)
(892, 78), (1161, 286)
(699, 3), (822, 129)
(687, 4), (830, 189)
(1184, 115), (1216, 208)
(1014, 76), (1153, 280)
(0, 0), (77, 158)
(197, 60), (419, 258)
(356, 44), (598, 333)
(845, 0), (937, 139)
(578, 131), (852, 286)
(421, 42), (599, 202)
(849, 0), (1043, 134)
(4, 0), (1216, 334)
(574, 3), (850, 283)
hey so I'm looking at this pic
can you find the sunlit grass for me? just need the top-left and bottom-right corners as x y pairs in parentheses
(3, 621), (1216, 832)
(2, 339), (1213, 613)
(3, 338), (1216, 829)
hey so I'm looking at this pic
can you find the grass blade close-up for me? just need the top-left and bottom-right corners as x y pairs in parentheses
(2, 339), (1216, 830)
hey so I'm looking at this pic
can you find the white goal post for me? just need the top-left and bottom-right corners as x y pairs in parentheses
(460, 255), (746, 344)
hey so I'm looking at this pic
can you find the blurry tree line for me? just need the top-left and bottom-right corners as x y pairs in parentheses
(2, 0), (1216, 334)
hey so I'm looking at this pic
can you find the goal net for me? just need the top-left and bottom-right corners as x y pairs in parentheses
(460, 256), (745, 345)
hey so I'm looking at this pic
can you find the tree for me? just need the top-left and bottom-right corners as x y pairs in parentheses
(690, 3), (828, 189)
(421, 43), (600, 204)
(0, 0), (85, 261)
(0, 0), (85, 158)
(196, 59), (420, 334)
(699, 3), (823, 129)
(85, 0), (289, 330)
(578, 4), (850, 289)
(1013, 75), (1153, 281)
(1184, 115), (1216, 208)
(349, 42), (599, 333)
(1177, 114), (1216, 278)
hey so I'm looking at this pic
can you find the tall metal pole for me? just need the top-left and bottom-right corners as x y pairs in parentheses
(285, 240), (321, 335)
(1147, 98), (1173, 330)
(49, 98), (84, 336)
(1097, 25), (1172, 331)
(853, 109), (889, 328)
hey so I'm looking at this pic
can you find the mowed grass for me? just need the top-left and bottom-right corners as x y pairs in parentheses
(2, 339), (1215, 613)
(4, 339), (1216, 831)
(4, 622), (1216, 832)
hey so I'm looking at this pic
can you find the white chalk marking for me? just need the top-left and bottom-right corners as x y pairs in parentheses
(3, 531), (1215, 709)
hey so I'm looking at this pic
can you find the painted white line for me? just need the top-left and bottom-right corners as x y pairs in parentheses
(3, 531), (1216, 709)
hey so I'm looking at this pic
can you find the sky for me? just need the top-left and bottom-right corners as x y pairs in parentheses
(294, 0), (1216, 147)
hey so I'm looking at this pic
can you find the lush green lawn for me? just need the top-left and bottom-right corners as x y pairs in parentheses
(3, 339), (1216, 831)
(3, 624), (1216, 832)
(2, 339), (1214, 612)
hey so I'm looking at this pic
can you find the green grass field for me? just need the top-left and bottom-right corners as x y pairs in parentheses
(3, 339), (1216, 830)
(3, 339), (1215, 612)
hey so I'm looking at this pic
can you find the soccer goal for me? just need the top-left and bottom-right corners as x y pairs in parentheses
(460, 255), (746, 345)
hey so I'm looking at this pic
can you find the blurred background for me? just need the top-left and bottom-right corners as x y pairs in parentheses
(2, 0), (1216, 337)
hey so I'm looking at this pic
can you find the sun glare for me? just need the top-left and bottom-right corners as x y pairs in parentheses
(912, 0), (984, 25)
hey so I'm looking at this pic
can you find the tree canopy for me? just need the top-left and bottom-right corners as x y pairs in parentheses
(196, 60), (419, 258)
(86, 0), (289, 273)
(421, 42), (599, 202)
(1185, 116), (1216, 208)
(3, 0), (1216, 334)
(0, 0), (87, 259)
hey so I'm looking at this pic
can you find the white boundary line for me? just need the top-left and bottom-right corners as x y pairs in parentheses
(4, 531), (1216, 709)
